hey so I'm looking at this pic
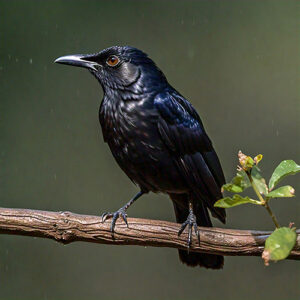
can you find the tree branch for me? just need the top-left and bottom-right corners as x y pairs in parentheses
(0, 207), (299, 260)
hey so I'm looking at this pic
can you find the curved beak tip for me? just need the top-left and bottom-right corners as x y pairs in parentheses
(54, 55), (79, 65)
(54, 54), (99, 71)
(54, 57), (62, 64)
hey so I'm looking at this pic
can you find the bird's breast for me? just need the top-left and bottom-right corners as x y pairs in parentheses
(99, 95), (187, 193)
(108, 101), (162, 160)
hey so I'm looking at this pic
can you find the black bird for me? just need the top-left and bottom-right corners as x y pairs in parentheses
(55, 46), (226, 269)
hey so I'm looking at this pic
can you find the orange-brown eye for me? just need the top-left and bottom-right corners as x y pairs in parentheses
(106, 55), (120, 67)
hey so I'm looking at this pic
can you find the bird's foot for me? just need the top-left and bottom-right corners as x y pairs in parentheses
(178, 211), (200, 249)
(101, 207), (128, 234)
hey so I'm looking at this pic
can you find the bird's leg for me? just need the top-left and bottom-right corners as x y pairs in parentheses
(101, 190), (145, 234)
(178, 201), (200, 249)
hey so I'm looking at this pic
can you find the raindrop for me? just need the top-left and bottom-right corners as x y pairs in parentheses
(188, 48), (195, 59)
(29, 58), (33, 64)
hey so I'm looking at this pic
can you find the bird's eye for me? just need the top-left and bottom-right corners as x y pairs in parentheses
(106, 55), (120, 67)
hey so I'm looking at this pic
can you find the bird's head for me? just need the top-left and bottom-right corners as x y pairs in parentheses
(55, 46), (167, 93)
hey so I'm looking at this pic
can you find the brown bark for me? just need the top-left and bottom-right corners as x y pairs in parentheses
(0, 207), (299, 259)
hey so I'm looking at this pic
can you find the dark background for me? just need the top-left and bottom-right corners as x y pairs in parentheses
(0, 1), (299, 299)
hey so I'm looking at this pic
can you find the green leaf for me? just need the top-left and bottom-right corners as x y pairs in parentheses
(222, 183), (243, 193)
(252, 166), (268, 195)
(233, 170), (251, 189)
(266, 185), (295, 198)
(269, 160), (300, 191)
(222, 170), (251, 193)
(214, 194), (261, 208)
(262, 227), (297, 265)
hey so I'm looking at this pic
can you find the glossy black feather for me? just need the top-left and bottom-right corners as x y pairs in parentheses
(154, 90), (226, 223)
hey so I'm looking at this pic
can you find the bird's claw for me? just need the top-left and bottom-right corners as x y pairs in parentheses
(101, 207), (128, 234)
(178, 211), (200, 249)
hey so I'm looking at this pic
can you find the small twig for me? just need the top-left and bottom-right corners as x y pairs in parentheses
(264, 201), (280, 229)
(0, 207), (299, 259)
(246, 171), (280, 228)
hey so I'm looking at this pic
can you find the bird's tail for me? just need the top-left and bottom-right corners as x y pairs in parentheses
(170, 193), (224, 269)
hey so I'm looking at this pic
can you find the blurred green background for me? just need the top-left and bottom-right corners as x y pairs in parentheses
(0, 0), (299, 299)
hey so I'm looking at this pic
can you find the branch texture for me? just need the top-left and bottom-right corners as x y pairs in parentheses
(0, 207), (299, 259)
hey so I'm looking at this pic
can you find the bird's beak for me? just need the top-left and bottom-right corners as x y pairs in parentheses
(54, 54), (100, 71)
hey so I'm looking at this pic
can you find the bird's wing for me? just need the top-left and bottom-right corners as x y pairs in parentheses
(154, 90), (226, 223)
